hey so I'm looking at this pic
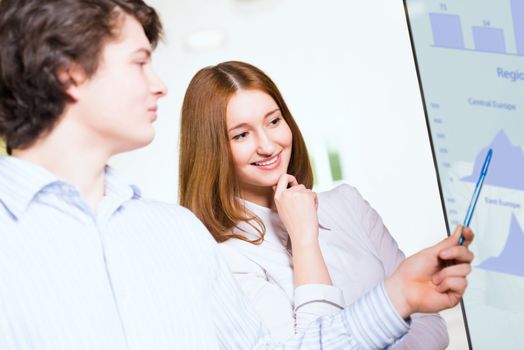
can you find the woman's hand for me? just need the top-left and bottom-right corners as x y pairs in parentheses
(273, 174), (319, 247)
(385, 225), (475, 318)
(273, 174), (332, 287)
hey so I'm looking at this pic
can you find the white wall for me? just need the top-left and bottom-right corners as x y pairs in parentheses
(112, 0), (447, 253)
(111, 1), (468, 347)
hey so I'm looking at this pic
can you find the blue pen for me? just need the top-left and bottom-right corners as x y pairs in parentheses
(459, 148), (493, 245)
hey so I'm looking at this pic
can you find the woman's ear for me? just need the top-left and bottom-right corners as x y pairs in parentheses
(57, 64), (87, 101)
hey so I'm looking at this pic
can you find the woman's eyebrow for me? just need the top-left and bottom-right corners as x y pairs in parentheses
(228, 122), (248, 133)
(264, 108), (280, 118)
(228, 108), (280, 132)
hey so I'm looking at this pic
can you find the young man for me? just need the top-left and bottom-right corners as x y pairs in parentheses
(0, 0), (474, 349)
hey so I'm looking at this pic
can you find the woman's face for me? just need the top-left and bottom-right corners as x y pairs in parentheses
(226, 89), (293, 201)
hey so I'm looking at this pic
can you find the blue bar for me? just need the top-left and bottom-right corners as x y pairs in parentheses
(429, 13), (465, 49)
(511, 0), (524, 55)
(472, 27), (506, 53)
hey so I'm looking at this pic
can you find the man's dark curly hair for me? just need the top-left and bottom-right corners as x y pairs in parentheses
(0, 0), (163, 154)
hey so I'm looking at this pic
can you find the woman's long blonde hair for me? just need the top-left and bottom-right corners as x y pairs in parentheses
(179, 61), (313, 244)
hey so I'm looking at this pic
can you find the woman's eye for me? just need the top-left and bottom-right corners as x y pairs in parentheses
(232, 132), (248, 141)
(269, 117), (281, 126)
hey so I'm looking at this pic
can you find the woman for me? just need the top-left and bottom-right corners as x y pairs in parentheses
(179, 61), (473, 348)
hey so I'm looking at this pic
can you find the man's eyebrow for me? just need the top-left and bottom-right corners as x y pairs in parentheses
(132, 48), (152, 57)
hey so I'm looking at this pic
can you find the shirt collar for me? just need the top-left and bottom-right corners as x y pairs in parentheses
(0, 156), (60, 219)
(238, 198), (331, 246)
(0, 156), (141, 219)
(104, 166), (141, 201)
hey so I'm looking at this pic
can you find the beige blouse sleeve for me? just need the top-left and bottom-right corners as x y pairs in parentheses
(339, 184), (449, 350)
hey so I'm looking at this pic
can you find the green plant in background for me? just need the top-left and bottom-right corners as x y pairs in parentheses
(328, 148), (343, 181)
(0, 139), (6, 156)
(310, 155), (318, 186)
(308, 144), (344, 187)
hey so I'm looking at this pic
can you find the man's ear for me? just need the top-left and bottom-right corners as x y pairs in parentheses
(57, 64), (87, 101)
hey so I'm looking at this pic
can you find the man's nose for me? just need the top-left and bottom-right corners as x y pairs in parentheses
(150, 69), (167, 97)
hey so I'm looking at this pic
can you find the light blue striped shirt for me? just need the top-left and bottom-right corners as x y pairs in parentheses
(0, 156), (409, 349)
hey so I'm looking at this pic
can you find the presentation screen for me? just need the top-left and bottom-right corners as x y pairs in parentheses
(404, 1), (524, 349)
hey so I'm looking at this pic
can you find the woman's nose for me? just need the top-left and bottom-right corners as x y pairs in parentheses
(256, 132), (276, 155)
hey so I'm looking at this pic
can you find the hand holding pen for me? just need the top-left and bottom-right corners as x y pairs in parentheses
(459, 148), (493, 245)
(385, 225), (474, 318)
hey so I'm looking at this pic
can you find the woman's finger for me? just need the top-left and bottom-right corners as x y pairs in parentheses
(283, 174), (299, 187)
(274, 174), (298, 198)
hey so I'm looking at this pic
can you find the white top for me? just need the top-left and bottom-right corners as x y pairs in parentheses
(0, 157), (410, 349)
(220, 184), (449, 348)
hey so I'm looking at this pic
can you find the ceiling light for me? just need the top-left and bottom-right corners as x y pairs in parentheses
(184, 29), (228, 52)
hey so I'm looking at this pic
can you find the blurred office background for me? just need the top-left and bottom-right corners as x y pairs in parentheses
(110, 1), (468, 348)
(0, 0), (467, 348)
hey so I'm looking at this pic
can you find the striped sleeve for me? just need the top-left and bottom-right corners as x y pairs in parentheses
(208, 234), (410, 349)
(294, 284), (345, 334)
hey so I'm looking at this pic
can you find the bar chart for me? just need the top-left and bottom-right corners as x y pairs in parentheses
(406, 0), (524, 348)
(429, 0), (524, 55)
(512, 0), (524, 54)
